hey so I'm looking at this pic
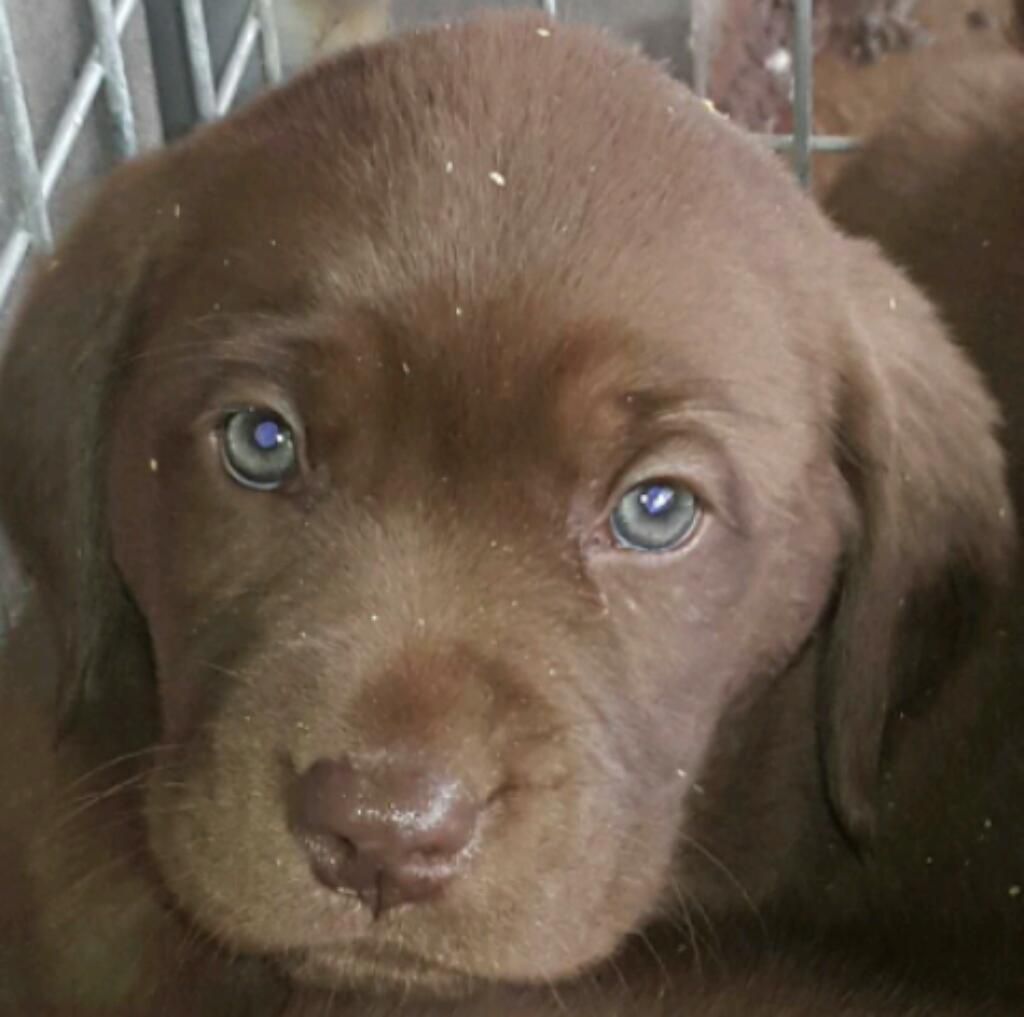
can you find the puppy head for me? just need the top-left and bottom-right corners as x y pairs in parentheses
(0, 11), (1011, 997)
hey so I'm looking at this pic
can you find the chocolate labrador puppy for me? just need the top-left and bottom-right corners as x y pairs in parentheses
(0, 10), (1021, 1016)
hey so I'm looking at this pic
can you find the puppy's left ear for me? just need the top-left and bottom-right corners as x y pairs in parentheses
(0, 155), (167, 735)
(820, 238), (1015, 844)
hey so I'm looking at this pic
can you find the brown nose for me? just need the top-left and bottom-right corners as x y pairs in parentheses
(289, 756), (479, 915)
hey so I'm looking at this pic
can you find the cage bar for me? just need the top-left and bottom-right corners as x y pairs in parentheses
(0, 0), (52, 250)
(0, 0), (141, 310)
(181, 0), (217, 121)
(790, 0), (815, 187)
(41, 0), (141, 198)
(88, 0), (138, 158)
(0, 231), (31, 314)
(759, 133), (861, 154)
(254, 0), (283, 84)
(216, 12), (261, 115)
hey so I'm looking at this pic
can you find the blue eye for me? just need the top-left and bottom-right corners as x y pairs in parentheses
(221, 408), (297, 491)
(611, 481), (699, 552)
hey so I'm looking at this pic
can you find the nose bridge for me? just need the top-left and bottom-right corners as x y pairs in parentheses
(360, 502), (565, 646)
(349, 643), (504, 764)
(300, 502), (570, 765)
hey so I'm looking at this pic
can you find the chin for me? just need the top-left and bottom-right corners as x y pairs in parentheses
(283, 943), (485, 999)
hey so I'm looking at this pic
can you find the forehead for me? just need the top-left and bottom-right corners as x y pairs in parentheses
(158, 16), (825, 307)
(139, 17), (834, 469)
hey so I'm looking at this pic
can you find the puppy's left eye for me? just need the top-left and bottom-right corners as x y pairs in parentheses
(611, 481), (699, 552)
(220, 408), (297, 491)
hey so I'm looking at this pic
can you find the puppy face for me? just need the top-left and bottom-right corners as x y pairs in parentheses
(1, 10), (1010, 1001)
(98, 20), (850, 990)
(108, 250), (846, 986)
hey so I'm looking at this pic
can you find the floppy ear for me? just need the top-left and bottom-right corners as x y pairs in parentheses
(820, 238), (1015, 844)
(0, 159), (166, 735)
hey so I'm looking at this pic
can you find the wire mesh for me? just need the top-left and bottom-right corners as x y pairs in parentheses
(89, 0), (139, 158)
(0, 0), (145, 308)
(0, 1), (52, 254)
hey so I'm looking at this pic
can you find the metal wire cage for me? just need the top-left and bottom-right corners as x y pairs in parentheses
(0, 0), (856, 323)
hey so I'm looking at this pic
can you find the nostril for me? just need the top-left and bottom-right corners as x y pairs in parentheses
(299, 829), (357, 892)
(289, 755), (481, 912)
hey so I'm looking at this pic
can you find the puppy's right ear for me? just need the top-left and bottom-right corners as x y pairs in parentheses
(818, 238), (1014, 845)
(0, 158), (167, 734)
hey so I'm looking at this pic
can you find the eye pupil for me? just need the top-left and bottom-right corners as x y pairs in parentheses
(253, 420), (283, 450)
(639, 484), (675, 517)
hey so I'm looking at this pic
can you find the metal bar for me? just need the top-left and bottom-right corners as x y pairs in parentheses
(0, 0), (52, 248)
(0, 228), (32, 315)
(0, 0), (140, 311)
(539, 0), (558, 17)
(791, 0), (814, 187)
(254, 0), (283, 84)
(88, 0), (137, 158)
(689, 0), (711, 98)
(758, 132), (862, 153)
(181, 0), (217, 121)
(216, 12), (260, 115)
(40, 0), (141, 196)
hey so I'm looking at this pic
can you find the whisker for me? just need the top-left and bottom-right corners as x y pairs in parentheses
(49, 770), (153, 835)
(679, 834), (765, 930)
(669, 885), (705, 977)
(60, 744), (173, 795)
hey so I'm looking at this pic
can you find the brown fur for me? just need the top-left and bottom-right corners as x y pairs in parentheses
(0, 11), (1020, 1016)
(827, 46), (1024, 503)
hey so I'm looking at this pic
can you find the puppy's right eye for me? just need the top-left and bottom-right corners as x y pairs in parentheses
(220, 408), (297, 491)
(611, 480), (699, 552)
